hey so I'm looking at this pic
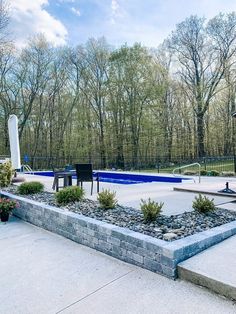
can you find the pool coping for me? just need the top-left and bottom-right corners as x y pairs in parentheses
(1, 190), (236, 279)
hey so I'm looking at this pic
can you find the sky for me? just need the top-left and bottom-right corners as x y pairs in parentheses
(8, 0), (236, 48)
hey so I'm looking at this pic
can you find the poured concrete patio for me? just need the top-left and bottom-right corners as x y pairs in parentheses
(1, 217), (235, 314)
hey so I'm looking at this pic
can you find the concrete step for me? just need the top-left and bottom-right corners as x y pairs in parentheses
(178, 235), (236, 300)
(174, 186), (236, 198)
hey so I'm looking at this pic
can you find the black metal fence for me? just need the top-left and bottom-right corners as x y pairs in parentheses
(22, 155), (236, 173)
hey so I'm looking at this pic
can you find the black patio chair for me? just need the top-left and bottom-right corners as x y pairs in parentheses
(74, 163), (99, 195)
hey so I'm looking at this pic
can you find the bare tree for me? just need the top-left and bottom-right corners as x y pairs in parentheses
(79, 38), (110, 168)
(168, 13), (236, 157)
(0, 0), (9, 47)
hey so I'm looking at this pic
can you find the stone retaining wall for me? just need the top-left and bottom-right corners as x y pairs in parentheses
(2, 190), (236, 279)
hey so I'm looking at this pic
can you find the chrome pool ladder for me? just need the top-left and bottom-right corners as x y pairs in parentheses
(172, 162), (201, 183)
(21, 164), (34, 175)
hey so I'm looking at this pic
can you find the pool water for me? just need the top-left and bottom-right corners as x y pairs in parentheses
(30, 171), (189, 185)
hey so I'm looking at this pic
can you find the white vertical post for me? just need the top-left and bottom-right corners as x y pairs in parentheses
(8, 114), (21, 170)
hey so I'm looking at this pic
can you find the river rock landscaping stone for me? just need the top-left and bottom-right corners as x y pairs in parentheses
(163, 232), (178, 241)
(3, 185), (236, 242)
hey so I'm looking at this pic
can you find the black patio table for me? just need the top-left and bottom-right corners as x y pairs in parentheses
(52, 171), (74, 192)
(52, 170), (99, 192)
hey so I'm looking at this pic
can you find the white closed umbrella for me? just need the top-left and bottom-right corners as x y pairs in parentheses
(8, 114), (21, 170)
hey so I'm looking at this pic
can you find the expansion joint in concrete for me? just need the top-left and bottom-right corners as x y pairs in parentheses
(56, 270), (134, 313)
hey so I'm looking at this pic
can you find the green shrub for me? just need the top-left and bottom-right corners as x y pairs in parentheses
(192, 194), (215, 213)
(55, 186), (84, 205)
(209, 170), (220, 176)
(200, 169), (208, 176)
(0, 161), (14, 187)
(97, 189), (117, 209)
(183, 170), (197, 175)
(17, 181), (44, 195)
(140, 198), (163, 223)
(221, 171), (235, 177)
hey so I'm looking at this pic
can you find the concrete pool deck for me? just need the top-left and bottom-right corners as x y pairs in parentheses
(1, 217), (235, 314)
(13, 173), (236, 216)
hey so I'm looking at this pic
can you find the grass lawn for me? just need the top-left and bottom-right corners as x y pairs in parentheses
(137, 159), (235, 174)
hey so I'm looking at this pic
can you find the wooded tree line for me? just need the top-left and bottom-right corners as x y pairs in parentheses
(1, 5), (236, 169)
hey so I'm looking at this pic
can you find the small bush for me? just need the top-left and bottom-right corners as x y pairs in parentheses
(200, 169), (208, 176)
(192, 194), (215, 213)
(0, 161), (14, 187)
(55, 186), (84, 205)
(221, 171), (235, 177)
(97, 189), (117, 209)
(183, 170), (197, 175)
(140, 198), (163, 223)
(209, 170), (220, 176)
(17, 181), (44, 195)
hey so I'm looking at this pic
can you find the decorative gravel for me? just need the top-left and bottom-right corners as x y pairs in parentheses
(3, 186), (236, 241)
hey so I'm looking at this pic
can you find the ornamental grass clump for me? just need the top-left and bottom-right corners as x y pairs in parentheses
(55, 186), (85, 205)
(17, 181), (44, 195)
(0, 161), (14, 187)
(140, 198), (163, 223)
(192, 194), (215, 213)
(97, 189), (117, 209)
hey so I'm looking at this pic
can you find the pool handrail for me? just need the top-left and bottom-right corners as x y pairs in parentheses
(172, 162), (201, 183)
(21, 164), (34, 175)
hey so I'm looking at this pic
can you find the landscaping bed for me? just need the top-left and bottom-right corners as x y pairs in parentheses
(3, 186), (236, 242)
(2, 187), (236, 279)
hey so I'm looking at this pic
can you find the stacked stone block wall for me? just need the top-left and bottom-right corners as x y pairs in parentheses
(2, 191), (236, 279)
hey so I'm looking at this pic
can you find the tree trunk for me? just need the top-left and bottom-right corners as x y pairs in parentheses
(196, 113), (205, 157)
(116, 143), (124, 169)
(132, 137), (139, 169)
(99, 123), (106, 169)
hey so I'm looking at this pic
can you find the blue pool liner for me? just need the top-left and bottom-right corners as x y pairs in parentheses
(30, 171), (188, 185)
